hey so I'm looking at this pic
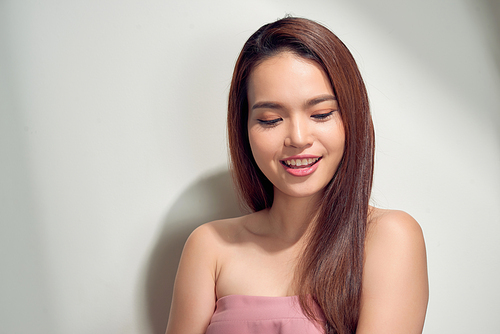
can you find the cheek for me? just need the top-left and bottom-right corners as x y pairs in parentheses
(330, 119), (346, 151)
(248, 127), (280, 173)
(248, 128), (267, 164)
(336, 130), (346, 152)
(321, 121), (346, 161)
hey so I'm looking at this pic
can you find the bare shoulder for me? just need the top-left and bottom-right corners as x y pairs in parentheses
(183, 220), (223, 250)
(165, 215), (249, 334)
(357, 208), (428, 334)
(366, 208), (425, 247)
(181, 214), (252, 264)
(187, 215), (249, 248)
(365, 207), (427, 275)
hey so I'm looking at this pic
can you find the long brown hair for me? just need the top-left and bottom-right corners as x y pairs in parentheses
(227, 17), (375, 334)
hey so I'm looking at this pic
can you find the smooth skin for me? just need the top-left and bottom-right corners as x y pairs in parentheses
(165, 53), (428, 334)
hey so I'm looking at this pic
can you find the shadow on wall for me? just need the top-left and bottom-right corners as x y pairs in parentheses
(144, 169), (244, 334)
(484, 0), (500, 76)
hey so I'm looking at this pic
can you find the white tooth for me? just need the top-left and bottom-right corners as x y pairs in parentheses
(301, 159), (307, 165)
(308, 158), (313, 164)
(290, 160), (296, 166)
(295, 160), (301, 166)
(286, 160), (291, 165)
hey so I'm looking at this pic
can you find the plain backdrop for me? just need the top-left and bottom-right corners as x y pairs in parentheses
(1, 0), (499, 333)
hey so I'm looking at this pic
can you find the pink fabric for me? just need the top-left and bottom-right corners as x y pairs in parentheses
(205, 295), (325, 334)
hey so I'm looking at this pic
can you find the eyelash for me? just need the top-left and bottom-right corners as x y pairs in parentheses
(257, 111), (336, 127)
(311, 110), (335, 121)
(257, 118), (282, 127)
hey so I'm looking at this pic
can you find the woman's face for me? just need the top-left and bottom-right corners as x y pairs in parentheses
(247, 52), (345, 200)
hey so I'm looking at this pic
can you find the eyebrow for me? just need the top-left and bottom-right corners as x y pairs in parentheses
(304, 94), (337, 108)
(251, 101), (284, 111)
(251, 94), (337, 111)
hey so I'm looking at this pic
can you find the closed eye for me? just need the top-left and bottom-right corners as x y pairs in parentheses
(311, 110), (335, 121)
(257, 118), (282, 127)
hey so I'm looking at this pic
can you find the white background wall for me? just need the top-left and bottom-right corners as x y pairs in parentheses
(1, 0), (499, 333)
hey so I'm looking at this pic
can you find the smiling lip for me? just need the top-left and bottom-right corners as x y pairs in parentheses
(280, 155), (322, 177)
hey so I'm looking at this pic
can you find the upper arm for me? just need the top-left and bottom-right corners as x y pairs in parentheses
(357, 211), (429, 334)
(165, 223), (219, 334)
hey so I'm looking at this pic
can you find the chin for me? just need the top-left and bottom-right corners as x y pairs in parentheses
(277, 186), (324, 200)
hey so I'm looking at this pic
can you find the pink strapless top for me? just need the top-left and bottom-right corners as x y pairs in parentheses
(205, 295), (325, 334)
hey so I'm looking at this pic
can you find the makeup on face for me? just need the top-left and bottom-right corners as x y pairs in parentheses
(247, 52), (345, 199)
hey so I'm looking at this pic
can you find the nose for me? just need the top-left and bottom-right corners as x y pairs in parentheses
(284, 117), (313, 149)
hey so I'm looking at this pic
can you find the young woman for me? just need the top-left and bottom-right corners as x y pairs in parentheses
(165, 17), (428, 334)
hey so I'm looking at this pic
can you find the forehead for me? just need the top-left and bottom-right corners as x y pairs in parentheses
(247, 52), (333, 105)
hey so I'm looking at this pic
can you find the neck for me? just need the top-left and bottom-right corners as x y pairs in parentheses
(266, 188), (322, 244)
